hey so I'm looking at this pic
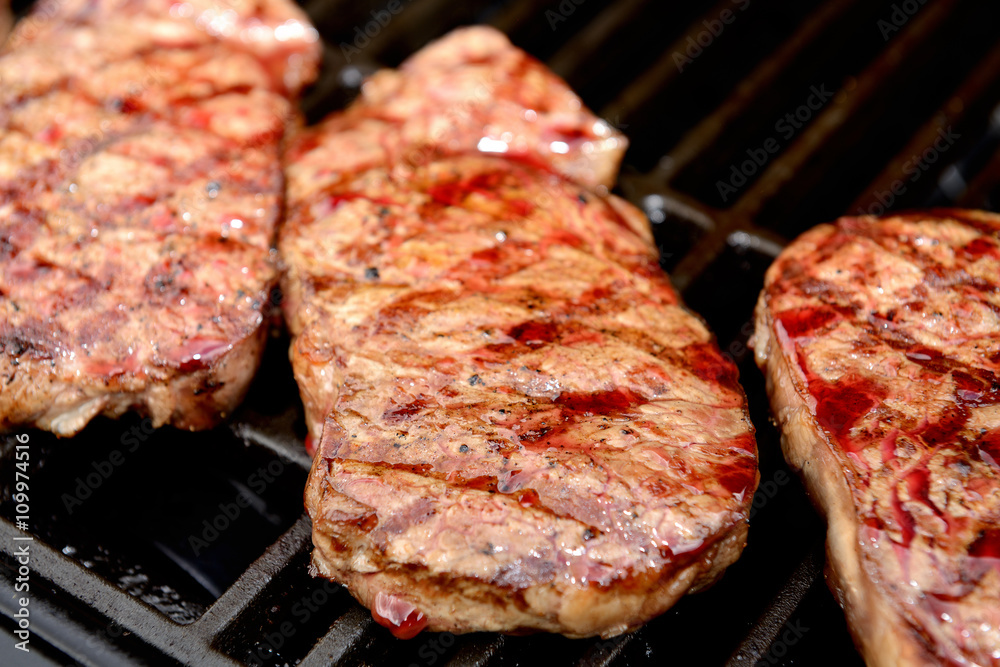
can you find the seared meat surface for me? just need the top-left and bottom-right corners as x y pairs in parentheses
(753, 210), (1000, 666)
(0, 0), (319, 435)
(283, 27), (757, 638)
(284, 24), (626, 207)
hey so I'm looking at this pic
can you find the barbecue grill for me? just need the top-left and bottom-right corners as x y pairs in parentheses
(3, 0), (1000, 664)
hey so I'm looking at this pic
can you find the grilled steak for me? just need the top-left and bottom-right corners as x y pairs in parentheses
(283, 27), (758, 638)
(752, 210), (1000, 666)
(0, 0), (319, 435)
(284, 24), (627, 213)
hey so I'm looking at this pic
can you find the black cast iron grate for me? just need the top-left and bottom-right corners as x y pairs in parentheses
(4, 0), (1000, 665)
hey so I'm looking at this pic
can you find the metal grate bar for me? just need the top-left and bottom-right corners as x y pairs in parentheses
(0, 513), (313, 665)
(486, 0), (550, 34)
(193, 515), (312, 639)
(546, 0), (652, 79)
(444, 635), (506, 667)
(0, 519), (237, 666)
(618, 172), (720, 231)
(666, 0), (959, 291)
(0, 571), (144, 667)
(600, 0), (746, 123)
(954, 137), (1000, 209)
(850, 38), (1000, 214)
(299, 0), (351, 29)
(298, 606), (374, 666)
(727, 227), (788, 259)
(728, 0), (959, 220)
(229, 418), (314, 471)
(724, 544), (824, 667)
(573, 630), (641, 667)
(352, 0), (477, 62)
(651, 0), (860, 183)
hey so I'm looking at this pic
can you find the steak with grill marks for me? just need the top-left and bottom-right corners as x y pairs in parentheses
(0, 0), (319, 435)
(283, 27), (758, 638)
(283, 24), (627, 209)
(753, 210), (1000, 666)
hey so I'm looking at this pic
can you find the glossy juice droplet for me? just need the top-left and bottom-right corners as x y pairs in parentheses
(371, 592), (429, 639)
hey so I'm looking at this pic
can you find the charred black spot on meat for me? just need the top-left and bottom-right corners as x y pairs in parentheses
(0, 332), (51, 361)
(146, 268), (177, 294)
(192, 379), (223, 396)
(2, 336), (27, 357)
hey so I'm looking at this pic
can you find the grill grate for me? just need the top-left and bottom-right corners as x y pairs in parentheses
(4, 0), (1000, 665)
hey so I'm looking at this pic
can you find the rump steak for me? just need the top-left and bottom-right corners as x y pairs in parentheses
(0, 0), (319, 435)
(283, 27), (758, 638)
(753, 210), (1000, 666)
